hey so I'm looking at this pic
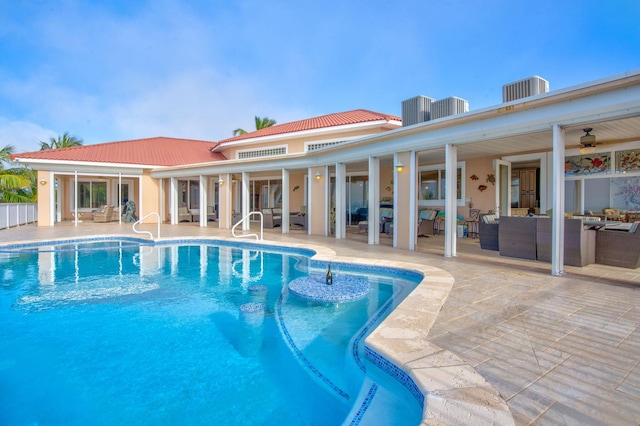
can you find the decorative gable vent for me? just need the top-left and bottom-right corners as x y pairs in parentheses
(502, 76), (549, 102)
(431, 96), (469, 120)
(401, 95), (435, 126)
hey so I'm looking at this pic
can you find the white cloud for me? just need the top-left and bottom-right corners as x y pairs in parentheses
(0, 118), (56, 154)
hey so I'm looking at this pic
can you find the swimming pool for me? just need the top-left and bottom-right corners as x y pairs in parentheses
(0, 238), (424, 425)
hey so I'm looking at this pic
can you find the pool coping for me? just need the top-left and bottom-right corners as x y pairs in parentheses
(1, 234), (515, 425)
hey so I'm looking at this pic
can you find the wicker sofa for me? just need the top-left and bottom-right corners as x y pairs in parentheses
(536, 218), (596, 266)
(595, 224), (640, 268)
(498, 216), (538, 260)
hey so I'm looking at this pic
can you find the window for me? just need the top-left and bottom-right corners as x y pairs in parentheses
(78, 181), (107, 208)
(418, 163), (465, 206)
(307, 141), (346, 151)
(237, 146), (287, 159)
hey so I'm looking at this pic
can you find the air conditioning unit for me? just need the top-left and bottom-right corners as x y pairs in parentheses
(431, 96), (469, 120)
(401, 95), (435, 126)
(502, 76), (549, 102)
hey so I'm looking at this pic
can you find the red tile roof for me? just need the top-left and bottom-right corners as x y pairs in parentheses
(12, 137), (225, 167)
(218, 109), (401, 144)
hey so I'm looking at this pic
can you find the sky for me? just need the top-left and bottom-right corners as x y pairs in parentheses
(1, 0), (639, 154)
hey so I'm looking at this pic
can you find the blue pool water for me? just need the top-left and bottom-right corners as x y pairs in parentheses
(0, 238), (423, 425)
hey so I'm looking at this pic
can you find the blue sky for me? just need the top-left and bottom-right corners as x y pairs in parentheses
(1, 0), (639, 154)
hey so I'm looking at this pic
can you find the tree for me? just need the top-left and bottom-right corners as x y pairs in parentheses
(0, 144), (36, 203)
(233, 116), (277, 136)
(39, 132), (83, 150)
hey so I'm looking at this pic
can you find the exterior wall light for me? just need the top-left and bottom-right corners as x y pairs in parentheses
(39, 179), (47, 185)
(315, 172), (322, 180)
(396, 162), (404, 172)
(218, 178), (224, 185)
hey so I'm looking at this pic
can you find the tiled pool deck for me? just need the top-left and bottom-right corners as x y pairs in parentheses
(2, 223), (639, 425)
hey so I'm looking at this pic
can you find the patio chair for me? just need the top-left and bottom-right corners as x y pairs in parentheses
(263, 209), (281, 228)
(178, 206), (192, 222)
(417, 209), (439, 236)
(464, 208), (481, 239)
(207, 206), (217, 221)
(93, 205), (114, 223)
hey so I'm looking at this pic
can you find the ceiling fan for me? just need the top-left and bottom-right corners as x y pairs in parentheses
(579, 128), (597, 154)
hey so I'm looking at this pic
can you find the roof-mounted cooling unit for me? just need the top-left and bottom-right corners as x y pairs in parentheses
(431, 96), (469, 120)
(401, 95), (435, 126)
(502, 76), (549, 102)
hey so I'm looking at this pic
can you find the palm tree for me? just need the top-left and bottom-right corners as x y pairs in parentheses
(39, 132), (83, 150)
(0, 144), (36, 203)
(0, 144), (14, 167)
(233, 116), (277, 136)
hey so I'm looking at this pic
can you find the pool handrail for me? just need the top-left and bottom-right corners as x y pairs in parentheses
(132, 212), (161, 239)
(231, 211), (263, 241)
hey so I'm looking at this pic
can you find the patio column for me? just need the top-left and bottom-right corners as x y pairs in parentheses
(308, 166), (327, 236)
(199, 175), (208, 227)
(444, 144), (458, 257)
(282, 168), (290, 233)
(169, 177), (178, 225)
(218, 174), (231, 228)
(74, 171), (78, 226)
(393, 151), (416, 250)
(335, 162), (346, 239)
(368, 156), (380, 245)
(551, 124), (566, 275)
(241, 171), (250, 231)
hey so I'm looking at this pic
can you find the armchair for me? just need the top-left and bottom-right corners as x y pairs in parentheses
(92, 205), (114, 223)
(178, 206), (192, 222)
(263, 209), (282, 228)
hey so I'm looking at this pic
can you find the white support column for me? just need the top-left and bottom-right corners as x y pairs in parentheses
(551, 124), (566, 275)
(335, 162), (346, 239)
(49, 171), (56, 225)
(409, 151), (417, 250)
(170, 177), (178, 224)
(307, 167), (313, 235)
(221, 173), (231, 228)
(324, 165), (330, 236)
(368, 157), (380, 245)
(282, 168), (290, 233)
(242, 171), (250, 231)
(74, 171), (78, 226)
(118, 173), (123, 224)
(199, 175), (208, 227)
(444, 144), (458, 257)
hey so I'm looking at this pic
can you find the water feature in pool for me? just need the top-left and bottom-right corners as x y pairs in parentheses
(0, 238), (423, 425)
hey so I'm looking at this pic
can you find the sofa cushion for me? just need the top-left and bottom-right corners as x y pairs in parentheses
(482, 214), (497, 224)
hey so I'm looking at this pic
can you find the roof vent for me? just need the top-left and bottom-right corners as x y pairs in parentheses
(431, 96), (469, 120)
(401, 95), (435, 126)
(502, 76), (549, 102)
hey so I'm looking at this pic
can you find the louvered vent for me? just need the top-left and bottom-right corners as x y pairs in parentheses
(502, 76), (549, 102)
(401, 95), (435, 126)
(431, 97), (469, 120)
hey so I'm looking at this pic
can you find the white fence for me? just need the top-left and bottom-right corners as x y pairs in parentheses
(0, 203), (38, 230)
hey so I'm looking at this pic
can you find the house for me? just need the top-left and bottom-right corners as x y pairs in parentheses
(12, 70), (640, 275)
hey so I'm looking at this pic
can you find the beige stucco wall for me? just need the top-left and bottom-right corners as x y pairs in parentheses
(394, 152), (414, 249)
(464, 156), (498, 215)
(309, 166), (327, 235)
(37, 171), (52, 226)
(140, 172), (159, 223)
